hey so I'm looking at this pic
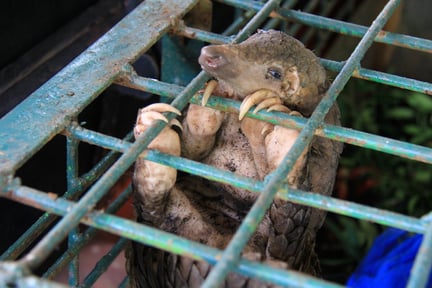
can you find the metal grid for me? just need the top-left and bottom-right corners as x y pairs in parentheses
(0, 0), (431, 287)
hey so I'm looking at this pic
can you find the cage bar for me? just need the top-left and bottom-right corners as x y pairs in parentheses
(0, 0), (431, 287)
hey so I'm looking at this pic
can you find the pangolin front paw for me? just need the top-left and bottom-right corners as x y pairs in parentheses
(182, 82), (225, 160)
(133, 103), (182, 217)
(241, 107), (308, 188)
(134, 103), (182, 144)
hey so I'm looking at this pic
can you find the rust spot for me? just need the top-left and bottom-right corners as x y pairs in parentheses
(47, 192), (58, 200)
(377, 30), (387, 38)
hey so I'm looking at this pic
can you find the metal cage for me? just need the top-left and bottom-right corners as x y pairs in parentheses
(0, 0), (431, 287)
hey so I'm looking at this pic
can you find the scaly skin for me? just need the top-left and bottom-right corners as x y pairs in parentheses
(127, 30), (343, 287)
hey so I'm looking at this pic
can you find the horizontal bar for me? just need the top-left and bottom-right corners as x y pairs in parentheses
(280, 8), (432, 53)
(43, 185), (132, 279)
(116, 73), (432, 164)
(66, 125), (426, 234)
(176, 25), (234, 44)
(322, 59), (432, 96)
(6, 185), (344, 288)
(0, 133), (131, 261)
(204, 0), (404, 283)
(215, 0), (432, 53)
(173, 26), (432, 95)
(0, 0), (199, 176)
(11, 0), (200, 271)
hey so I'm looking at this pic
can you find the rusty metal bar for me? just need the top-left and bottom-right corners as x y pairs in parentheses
(175, 25), (432, 95)
(1, 0), (200, 272)
(216, 0), (432, 53)
(66, 124), (427, 234)
(0, 0), (198, 179)
(117, 71), (432, 165)
(0, 0), (430, 287)
(202, 0), (404, 286)
(6, 185), (344, 288)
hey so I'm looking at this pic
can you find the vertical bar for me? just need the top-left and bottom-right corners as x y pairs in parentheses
(118, 276), (129, 288)
(0, 134), (128, 262)
(43, 185), (132, 279)
(263, 0), (297, 30)
(15, 0), (199, 271)
(202, 0), (403, 286)
(407, 223), (432, 288)
(78, 237), (128, 288)
(0, 213), (52, 261)
(230, 0), (282, 43)
(66, 136), (80, 286)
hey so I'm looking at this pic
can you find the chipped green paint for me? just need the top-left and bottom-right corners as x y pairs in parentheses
(0, 0), (199, 176)
(0, 0), (431, 287)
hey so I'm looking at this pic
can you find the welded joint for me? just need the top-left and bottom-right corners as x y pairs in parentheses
(0, 174), (21, 195)
(421, 212), (432, 223)
(114, 63), (139, 88)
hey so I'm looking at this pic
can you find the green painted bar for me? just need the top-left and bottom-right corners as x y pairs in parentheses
(11, 0), (200, 271)
(408, 223), (432, 288)
(173, 26), (432, 95)
(66, 125), (428, 234)
(0, 0), (198, 177)
(0, 0), (430, 286)
(0, 138), (127, 262)
(203, 0), (404, 286)
(7, 185), (344, 288)
(222, 10), (255, 36)
(66, 136), (80, 286)
(0, 212), (52, 261)
(321, 59), (432, 95)
(280, 9), (432, 53)
(177, 26), (232, 45)
(229, 0), (281, 43)
(79, 238), (128, 288)
(117, 73), (432, 164)
(118, 276), (129, 288)
(43, 185), (132, 279)
(216, 0), (432, 52)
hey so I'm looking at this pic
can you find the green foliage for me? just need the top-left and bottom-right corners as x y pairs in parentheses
(319, 78), (432, 283)
(338, 78), (432, 216)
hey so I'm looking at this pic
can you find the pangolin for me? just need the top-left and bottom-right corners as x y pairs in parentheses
(126, 29), (343, 287)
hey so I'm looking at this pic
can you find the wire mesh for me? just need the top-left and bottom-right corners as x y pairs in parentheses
(0, 0), (431, 287)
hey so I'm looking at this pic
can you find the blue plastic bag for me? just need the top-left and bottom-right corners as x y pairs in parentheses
(347, 228), (432, 288)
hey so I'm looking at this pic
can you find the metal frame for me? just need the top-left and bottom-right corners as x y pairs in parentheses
(0, 0), (431, 287)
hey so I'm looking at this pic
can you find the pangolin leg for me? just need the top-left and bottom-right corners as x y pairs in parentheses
(133, 103), (182, 224)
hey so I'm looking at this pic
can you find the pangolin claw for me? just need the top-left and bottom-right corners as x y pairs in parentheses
(239, 90), (272, 120)
(201, 79), (218, 106)
(254, 97), (283, 114)
(239, 89), (291, 120)
(267, 104), (292, 114)
(135, 103), (183, 135)
(141, 103), (181, 115)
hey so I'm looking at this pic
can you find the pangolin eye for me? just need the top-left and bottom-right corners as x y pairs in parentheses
(266, 67), (282, 80)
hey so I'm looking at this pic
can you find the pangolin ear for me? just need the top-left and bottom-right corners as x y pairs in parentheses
(283, 66), (300, 96)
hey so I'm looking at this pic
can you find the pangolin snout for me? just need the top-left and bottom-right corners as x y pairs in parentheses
(198, 46), (228, 72)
